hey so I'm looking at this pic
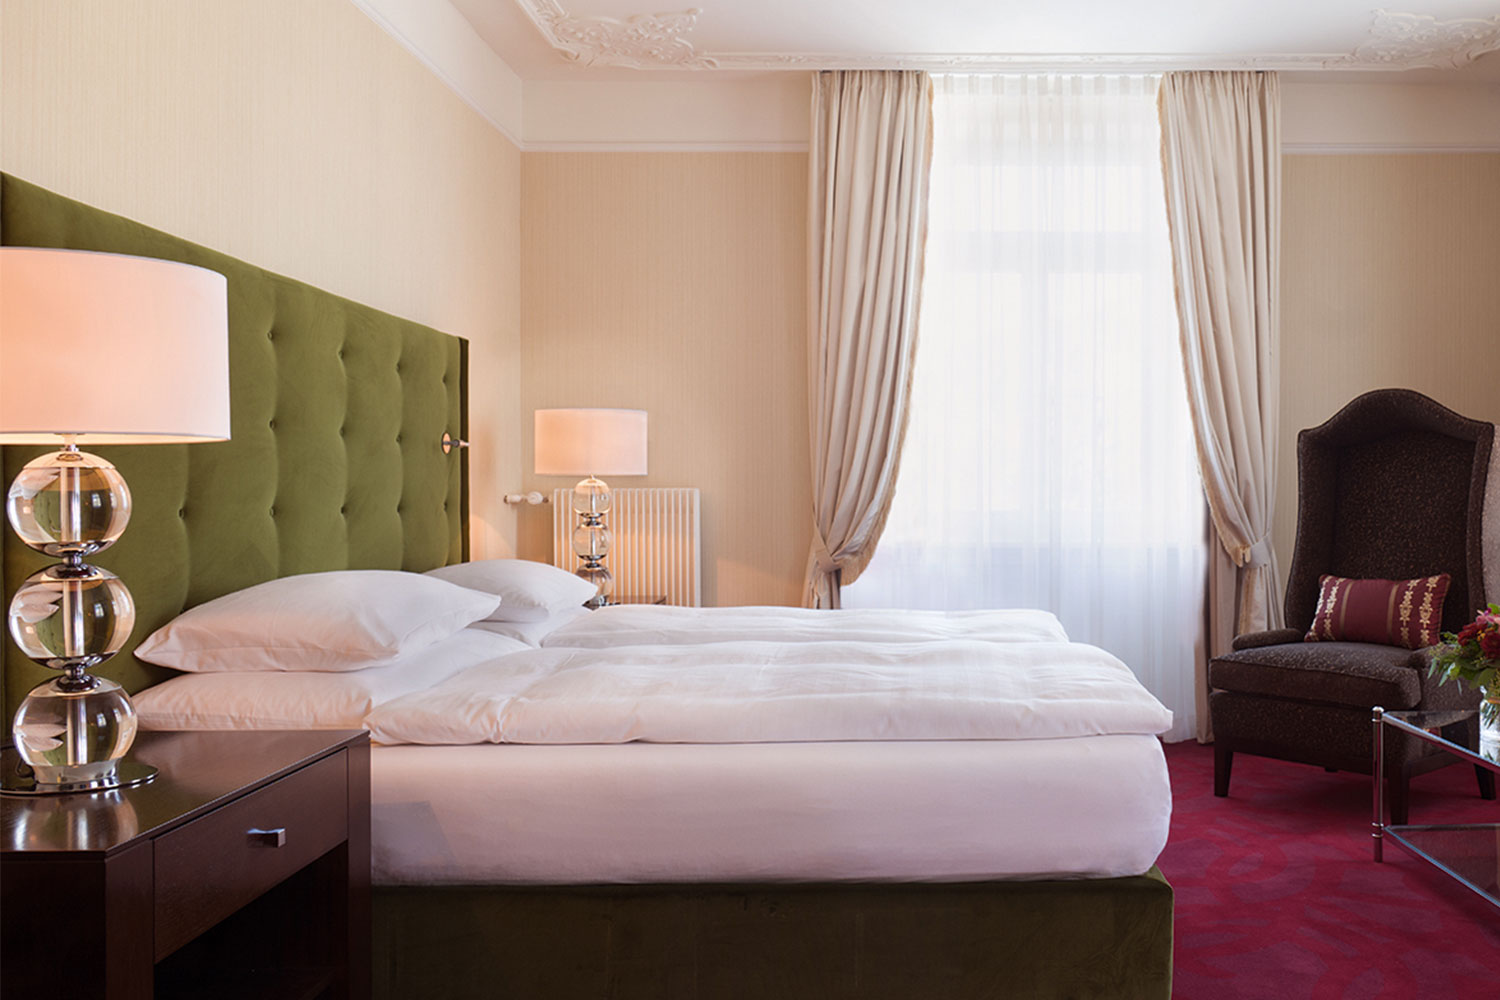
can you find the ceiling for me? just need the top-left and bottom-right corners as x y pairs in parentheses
(450, 0), (1500, 81)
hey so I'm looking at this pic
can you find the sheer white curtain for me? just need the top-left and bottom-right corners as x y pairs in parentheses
(843, 74), (1205, 742)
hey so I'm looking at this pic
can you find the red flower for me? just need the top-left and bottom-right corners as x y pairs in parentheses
(1456, 621), (1483, 645)
(1480, 629), (1500, 660)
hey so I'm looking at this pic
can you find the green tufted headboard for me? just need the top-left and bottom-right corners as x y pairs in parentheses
(2, 174), (469, 719)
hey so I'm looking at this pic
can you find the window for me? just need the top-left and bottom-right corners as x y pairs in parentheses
(844, 75), (1205, 741)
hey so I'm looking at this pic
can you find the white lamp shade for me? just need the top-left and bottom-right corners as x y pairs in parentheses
(0, 247), (231, 444)
(535, 408), (647, 477)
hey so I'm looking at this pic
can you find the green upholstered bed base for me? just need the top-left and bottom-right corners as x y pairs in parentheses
(373, 870), (1173, 1000)
(1, 175), (1173, 998)
(1, 174), (468, 719)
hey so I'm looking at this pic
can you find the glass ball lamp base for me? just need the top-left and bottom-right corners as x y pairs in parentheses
(571, 475), (616, 608)
(4, 442), (155, 796)
(577, 563), (614, 609)
(6, 673), (154, 793)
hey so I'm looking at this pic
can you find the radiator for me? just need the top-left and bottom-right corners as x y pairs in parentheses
(551, 487), (702, 607)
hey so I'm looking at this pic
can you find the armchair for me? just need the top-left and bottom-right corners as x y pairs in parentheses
(1209, 389), (1496, 824)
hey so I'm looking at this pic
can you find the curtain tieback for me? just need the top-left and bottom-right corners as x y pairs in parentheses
(1245, 535), (1274, 569)
(810, 532), (841, 575)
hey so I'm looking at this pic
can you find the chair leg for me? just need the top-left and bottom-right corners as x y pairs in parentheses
(1478, 765), (1496, 802)
(1388, 774), (1410, 827)
(1214, 745), (1233, 797)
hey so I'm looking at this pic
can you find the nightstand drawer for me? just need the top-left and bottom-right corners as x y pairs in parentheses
(154, 751), (348, 960)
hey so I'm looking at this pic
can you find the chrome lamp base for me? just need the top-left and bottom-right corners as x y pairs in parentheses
(0, 750), (156, 796)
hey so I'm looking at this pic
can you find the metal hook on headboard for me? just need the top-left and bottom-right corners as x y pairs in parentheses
(441, 432), (469, 454)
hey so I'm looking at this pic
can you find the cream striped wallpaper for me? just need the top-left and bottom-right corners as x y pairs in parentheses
(1276, 153), (1500, 572)
(519, 153), (811, 607)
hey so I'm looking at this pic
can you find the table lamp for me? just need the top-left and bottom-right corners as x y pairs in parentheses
(534, 408), (647, 606)
(1, 248), (229, 794)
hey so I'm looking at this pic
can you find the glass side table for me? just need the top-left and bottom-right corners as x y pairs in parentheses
(1372, 706), (1500, 910)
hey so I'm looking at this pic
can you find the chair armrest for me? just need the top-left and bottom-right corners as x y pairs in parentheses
(1230, 628), (1304, 651)
(1414, 646), (1480, 709)
(1407, 646), (1442, 671)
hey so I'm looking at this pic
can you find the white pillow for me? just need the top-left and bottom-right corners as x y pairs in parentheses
(424, 559), (597, 623)
(136, 570), (502, 672)
(135, 629), (529, 730)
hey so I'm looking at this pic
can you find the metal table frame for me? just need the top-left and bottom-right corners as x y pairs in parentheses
(1372, 706), (1500, 910)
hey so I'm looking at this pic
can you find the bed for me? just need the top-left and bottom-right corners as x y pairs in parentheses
(1, 173), (1174, 1000)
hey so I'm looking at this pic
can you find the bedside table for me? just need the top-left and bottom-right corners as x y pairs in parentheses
(2, 729), (371, 1000)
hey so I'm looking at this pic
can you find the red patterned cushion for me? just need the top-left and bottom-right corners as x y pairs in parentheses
(1304, 574), (1451, 650)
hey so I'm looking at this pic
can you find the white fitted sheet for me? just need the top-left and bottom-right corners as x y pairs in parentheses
(370, 733), (1171, 885)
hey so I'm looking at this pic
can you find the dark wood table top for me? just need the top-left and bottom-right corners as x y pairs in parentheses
(2, 729), (366, 858)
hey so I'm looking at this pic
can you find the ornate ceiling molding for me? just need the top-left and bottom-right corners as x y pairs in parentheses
(514, 3), (1500, 73)
(517, 0), (717, 68)
(1330, 9), (1500, 70)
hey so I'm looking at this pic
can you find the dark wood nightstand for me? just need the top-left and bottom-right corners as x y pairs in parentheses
(1, 729), (371, 1000)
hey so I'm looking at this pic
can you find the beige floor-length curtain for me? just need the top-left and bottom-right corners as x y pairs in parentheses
(1159, 71), (1282, 739)
(804, 70), (934, 608)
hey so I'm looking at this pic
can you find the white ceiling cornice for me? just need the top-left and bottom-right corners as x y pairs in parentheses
(356, 2), (1500, 151)
(709, 52), (1350, 73)
(353, 0), (524, 143)
(512, 3), (1500, 74)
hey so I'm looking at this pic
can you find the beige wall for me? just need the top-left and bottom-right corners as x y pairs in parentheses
(0, 0), (523, 558)
(1276, 152), (1500, 569)
(520, 153), (811, 606)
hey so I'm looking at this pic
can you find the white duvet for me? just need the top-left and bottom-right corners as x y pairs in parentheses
(543, 604), (1069, 648)
(364, 638), (1172, 746)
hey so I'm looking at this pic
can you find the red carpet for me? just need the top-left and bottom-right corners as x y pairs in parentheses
(1159, 741), (1499, 1000)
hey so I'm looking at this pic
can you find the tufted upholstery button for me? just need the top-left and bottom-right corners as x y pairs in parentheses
(268, 419), (276, 430)
(395, 434), (402, 444)
(267, 329), (275, 341)
(178, 508), (186, 519)
(395, 362), (403, 373)
(340, 504), (348, 515)
(337, 347), (345, 360)
(339, 426), (347, 437)
(269, 506), (277, 518)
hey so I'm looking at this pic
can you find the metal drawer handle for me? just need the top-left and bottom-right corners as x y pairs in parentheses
(248, 827), (287, 848)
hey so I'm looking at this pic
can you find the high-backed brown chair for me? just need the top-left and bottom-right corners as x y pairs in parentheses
(1209, 389), (1495, 824)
